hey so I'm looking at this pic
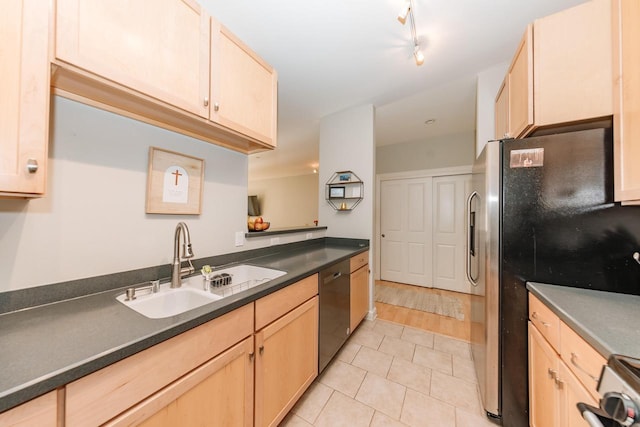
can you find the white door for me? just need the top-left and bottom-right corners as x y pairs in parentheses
(380, 177), (432, 287)
(432, 174), (472, 293)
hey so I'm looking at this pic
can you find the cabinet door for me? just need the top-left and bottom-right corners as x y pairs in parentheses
(255, 297), (318, 427)
(0, 0), (49, 196)
(350, 264), (369, 332)
(529, 322), (560, 427)
(106, 337), (254, 427)
(508, 25), (534, 138)
(558, 361), (599, 427)
(0, 391), (57, 427)
(55, 0), (210, 118)
(211, 20), (278, 147)
(534, 0), (612, 127)
(613, 0), (640, 203)
(494, 79), (509, 139)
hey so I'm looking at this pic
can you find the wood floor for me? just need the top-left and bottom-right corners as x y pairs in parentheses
(374, 280), (472, 341)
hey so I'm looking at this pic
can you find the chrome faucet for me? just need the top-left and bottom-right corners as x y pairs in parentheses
(171, 222), (195, 288)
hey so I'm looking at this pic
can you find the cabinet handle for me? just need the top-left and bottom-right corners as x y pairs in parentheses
(259, 345), (264, 355)
(214, 103), (220, 112)
(249, 352), (254, 362)
(203, 97), (209, 107)
(532, 312), (551, 327)
(570, 352), (599, 382)
(26, 159), (38, 174)
(548, 368), (557, 380)
(554, 376), (565, 389)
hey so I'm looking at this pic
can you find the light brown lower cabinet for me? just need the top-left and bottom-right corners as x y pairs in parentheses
(65, 303), (254, 426)
(0, 391), (57, 427)
(529, 322), (599, 427)
(350, 263), (369, 332)
(106, 337), (254, 427)
(255, 296), (319, 427)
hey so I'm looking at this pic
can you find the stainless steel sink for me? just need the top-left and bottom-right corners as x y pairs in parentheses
(116, 264), (286, 319)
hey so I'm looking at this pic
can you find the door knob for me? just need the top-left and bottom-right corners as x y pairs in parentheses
(382, 234), (385, 238)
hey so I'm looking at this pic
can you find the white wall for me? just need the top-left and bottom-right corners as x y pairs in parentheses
(318, 105), (375, 240)
(376, 131), (475, 174)
(248, 174), (319, 228)
(475, 61), (509, 156)
(0, 97), (308, 292)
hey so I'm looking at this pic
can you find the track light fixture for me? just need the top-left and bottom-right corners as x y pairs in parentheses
(397, 1), (411, 25)
(414, 45), (425, 66)
(397, 0), (424, 66)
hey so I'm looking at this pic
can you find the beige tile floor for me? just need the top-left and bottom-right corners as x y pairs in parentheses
(280, 319), (497, 427)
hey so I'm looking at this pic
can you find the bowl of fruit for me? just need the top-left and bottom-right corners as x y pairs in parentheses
(248, 216), (270, 232)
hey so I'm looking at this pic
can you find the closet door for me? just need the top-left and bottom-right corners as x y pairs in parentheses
(432, 174), (472, 293)
(380, 177), (433, 286)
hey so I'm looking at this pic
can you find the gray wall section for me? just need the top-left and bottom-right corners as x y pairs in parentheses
(376, 130), (475, 174)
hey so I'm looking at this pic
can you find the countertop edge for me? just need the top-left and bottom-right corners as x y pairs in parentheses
(526, 282), (629, 359)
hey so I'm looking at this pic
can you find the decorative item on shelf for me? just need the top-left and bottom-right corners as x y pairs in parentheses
(248, 216), (270, 232)
(325, 170), (364, 211)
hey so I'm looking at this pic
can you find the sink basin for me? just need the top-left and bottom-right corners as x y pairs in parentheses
(116, 277), (222, 319)
(205, 264), (287, 298)
(116, 264), (286, 319)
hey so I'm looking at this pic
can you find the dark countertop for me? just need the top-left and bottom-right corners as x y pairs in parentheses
(527, 282), (640, 359)
(0, 239), (368, 413)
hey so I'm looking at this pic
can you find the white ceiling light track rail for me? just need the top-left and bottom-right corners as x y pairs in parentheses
(397, 0), (424, 66)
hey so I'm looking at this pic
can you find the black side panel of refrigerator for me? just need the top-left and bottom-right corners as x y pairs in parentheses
(500, 128), (640, 427)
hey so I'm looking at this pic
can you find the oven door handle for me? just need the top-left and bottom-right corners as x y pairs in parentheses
(577, 402), (606, 427)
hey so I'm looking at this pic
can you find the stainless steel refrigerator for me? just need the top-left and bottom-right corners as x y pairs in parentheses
(468, 127), (640, 427)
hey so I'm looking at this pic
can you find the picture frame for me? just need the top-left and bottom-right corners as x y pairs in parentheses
(329, 186), (346, 199)
(146, 147), (204, 215)
(338, 173), (351, 182)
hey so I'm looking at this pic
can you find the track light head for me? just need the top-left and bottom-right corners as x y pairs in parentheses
(397, 2), (411, 25)
(414, 45), (425, 66)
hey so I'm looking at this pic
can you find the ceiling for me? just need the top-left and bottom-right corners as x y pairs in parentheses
(199, 0), (587, 180)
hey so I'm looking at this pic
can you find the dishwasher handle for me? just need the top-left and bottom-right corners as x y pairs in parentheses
(323, 271), (343, 285)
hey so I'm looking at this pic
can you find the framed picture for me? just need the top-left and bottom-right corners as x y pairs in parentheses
(338, 173), (351, 182)
(146, 147), (204, 214)
(329, 186), (345, 199)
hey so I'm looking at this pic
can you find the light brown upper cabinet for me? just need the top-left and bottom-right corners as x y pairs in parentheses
(533, 0), (612, 127)
(55, 0), (210, 118)
(496, 0), (613, 139)
(210, 20), (278, 147)
(494, 79), (510, 140)
(51, 0), (276, 154)
(612, 0), (640, 204)
(499, 25), (534, 139)
(0, 0), (50, 198)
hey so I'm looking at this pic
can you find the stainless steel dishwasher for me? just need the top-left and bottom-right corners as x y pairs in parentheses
(318, 259), (351, 373)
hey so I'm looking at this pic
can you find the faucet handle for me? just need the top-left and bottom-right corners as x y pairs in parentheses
(150, 280), (160, 293)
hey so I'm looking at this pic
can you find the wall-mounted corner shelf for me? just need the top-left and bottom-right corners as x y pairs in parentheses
(325, 170), (364, 211)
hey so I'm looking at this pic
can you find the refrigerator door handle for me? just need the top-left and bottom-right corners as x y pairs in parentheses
(466, 191), (479, 286)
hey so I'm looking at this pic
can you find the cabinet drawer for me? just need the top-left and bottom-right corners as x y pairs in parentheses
(0, 391), (57, 427)
(529, 294), (561, 351)
(65, 303), (254, 427)
(255, 274), (318, 331)
(350, 251), (369, 273)
(559, 322), (606, 401)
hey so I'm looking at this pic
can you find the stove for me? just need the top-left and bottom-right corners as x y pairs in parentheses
(579, 355), (640, 427)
